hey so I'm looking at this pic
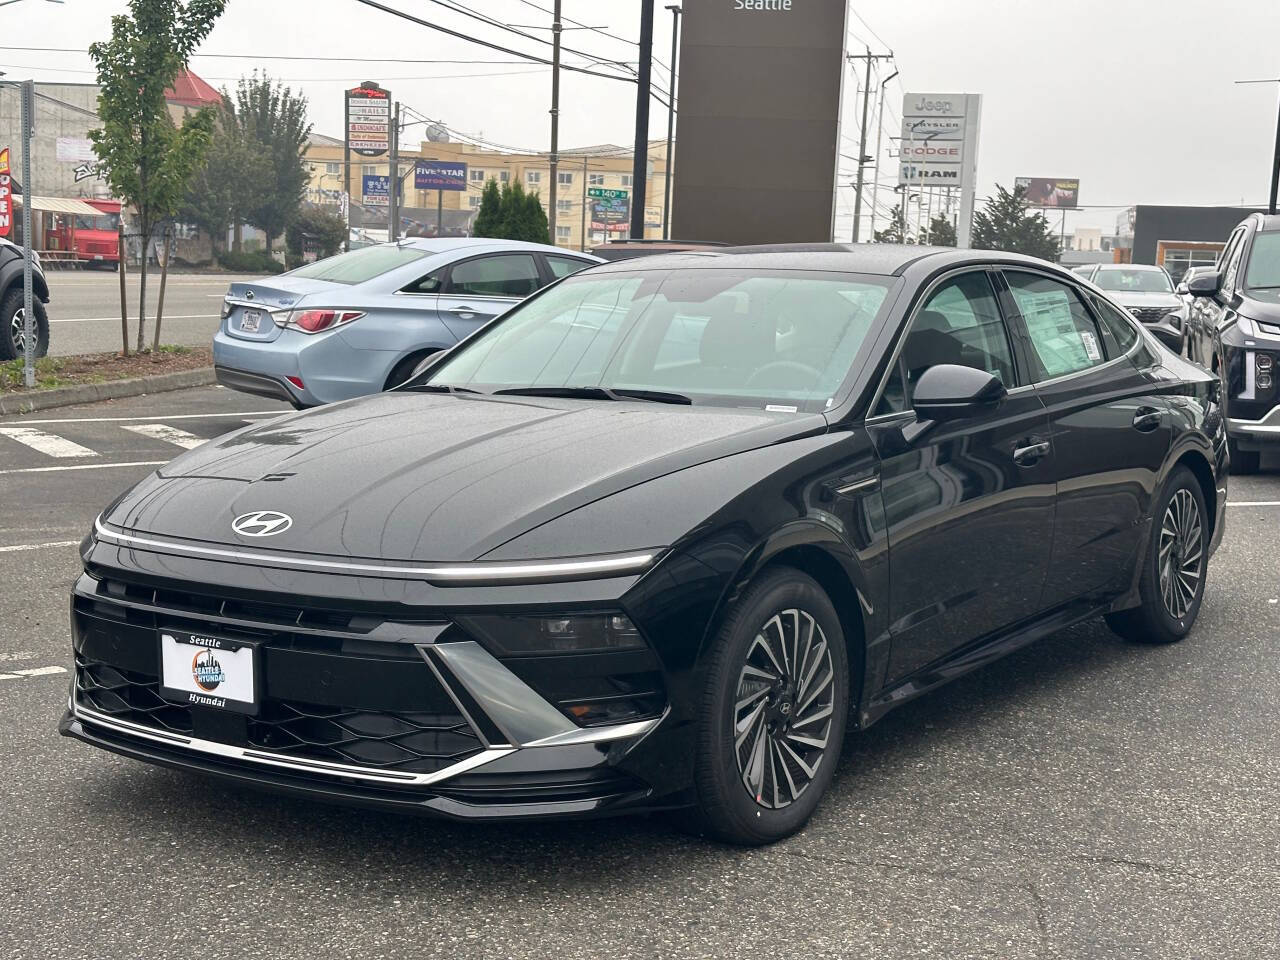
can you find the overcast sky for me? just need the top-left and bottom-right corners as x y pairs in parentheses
(6, 0), (1279, 237)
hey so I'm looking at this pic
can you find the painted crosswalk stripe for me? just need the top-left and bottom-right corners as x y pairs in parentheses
(0, 426), (97, 458)
(0, 665), (67, 680)
(122, 423), (205, 450)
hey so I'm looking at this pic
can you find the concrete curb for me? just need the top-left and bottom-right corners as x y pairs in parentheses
(0, 367), (216, 416)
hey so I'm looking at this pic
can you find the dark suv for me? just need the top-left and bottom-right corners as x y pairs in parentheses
(1186, 213), (1280, 473)
(0, 238), (51, 361)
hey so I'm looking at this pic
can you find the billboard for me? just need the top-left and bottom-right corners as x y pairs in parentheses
(671, 1), (849, 244)
(591, 195), (631, 231)
(414, 161), (467, 191)
(346, 83), (390, 158)
(1015, 177), (1080, 209)
(362, 174), (390, 206)
(899, 92), (983, 246)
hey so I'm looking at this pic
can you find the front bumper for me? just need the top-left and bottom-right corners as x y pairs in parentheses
(1227, 403), (1280, 450)
(61, 562), (674, 820)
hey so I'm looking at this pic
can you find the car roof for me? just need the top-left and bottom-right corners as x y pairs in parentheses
(393, 237), (600, 258)
(1250, 213), (1280, 232)
(583, 242), (1063, 278)
(1094, 263), (1164, 272)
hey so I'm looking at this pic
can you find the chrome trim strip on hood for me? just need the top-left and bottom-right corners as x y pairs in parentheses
(92, 517), (659, 584)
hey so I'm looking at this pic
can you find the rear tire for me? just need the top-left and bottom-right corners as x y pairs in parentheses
(0, 287), (49, 361)
(1106, 466), (1208, 644)
(682, 567), (848, 845)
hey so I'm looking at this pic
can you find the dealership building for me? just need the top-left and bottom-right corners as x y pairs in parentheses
(1114, 204), (1264, 281)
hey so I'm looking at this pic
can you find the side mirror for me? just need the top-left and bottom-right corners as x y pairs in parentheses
(1186, 271), (1222, 298)
(912, 364), (1007, 423)
(1175, 282), (1189, 295)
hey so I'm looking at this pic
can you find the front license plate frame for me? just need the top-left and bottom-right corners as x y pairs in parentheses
(158, 630), (261, 716)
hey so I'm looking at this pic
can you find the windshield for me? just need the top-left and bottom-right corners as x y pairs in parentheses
(73, 213), (120, 231)
(1244, 232), (1280, 290)
(1092, 269), (1173, 293)
(420, 268), (894, 412)
(287, 244), (428, 284)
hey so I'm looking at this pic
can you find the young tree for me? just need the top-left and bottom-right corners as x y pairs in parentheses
(521, 190), (550, 244)
(872, 204), (912, 244)
(234, 73), (312, 257)
(179, 100), (269, 256)
(471, 178), (503, 237)
(971, 183), (1061, 261)
(286, 207), (346, 264)
(925, 214), (957, 247)
(90, 0), (227, 353)
(498, 180), (530, 240)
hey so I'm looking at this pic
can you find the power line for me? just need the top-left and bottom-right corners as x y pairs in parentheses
(513, 0), (674, 76)
(0, 60), (549, 83)
(847, 5), (893, 52)
(0, 44), (534, 65)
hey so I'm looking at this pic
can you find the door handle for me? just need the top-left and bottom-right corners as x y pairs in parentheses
(1012, 440), (1050, 466)
(1132, 406), (1163, 432)
(449, 305), (478, 318)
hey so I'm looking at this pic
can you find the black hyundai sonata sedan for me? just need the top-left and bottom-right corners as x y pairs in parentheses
(62, 244), (1227, 845)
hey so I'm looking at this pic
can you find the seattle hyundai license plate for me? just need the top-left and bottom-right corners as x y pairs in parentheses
(158, 630), (259, 715)
(240, 309), (261, 333)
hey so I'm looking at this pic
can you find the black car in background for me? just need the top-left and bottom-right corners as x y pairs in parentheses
(0, 237), (51, 360)
(1186, 212), (1280, 473)
(62, 244), (1226, 845)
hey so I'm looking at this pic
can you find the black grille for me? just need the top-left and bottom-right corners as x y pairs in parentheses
(76, 653), (194, 734)
(1130, 307), (1172, 324)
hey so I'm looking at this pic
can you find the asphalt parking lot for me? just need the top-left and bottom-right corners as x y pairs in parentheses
(1, 385), (1278, 959)
(42, 270), (266, 356)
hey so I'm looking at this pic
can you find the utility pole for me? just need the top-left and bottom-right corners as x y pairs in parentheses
(389, 101), (400, 241)
(20, 79), (34, 387)
(847, 49), (892, 243)
(580, 154), (588, 251)
(868, 67), (898, 241)
(662, 4), (681, 240)
(1235, 77), (1280, 214)
(343, 94), (351, 251)
(630, 0), (654, 239)
(547, 0), (562, 241)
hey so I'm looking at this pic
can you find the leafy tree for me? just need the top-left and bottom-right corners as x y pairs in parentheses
(498, 180), (529, 239)
(925, 214), (956, 247)
(971, 183), (1061, 261)
(180, 100), (269, 255)
(233, 73), (312, 256)
(286, 207), (346, 265)
(471, 178), (503, 237)
(89, 0), (227, 353)
(873, 204), (912, 244)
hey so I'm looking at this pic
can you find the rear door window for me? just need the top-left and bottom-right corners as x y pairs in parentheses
(1089, 296), (1139, 357)
(446, 254), (541, 299)
(1005, 272), (1107, 380)
(546, 255), (594, 280)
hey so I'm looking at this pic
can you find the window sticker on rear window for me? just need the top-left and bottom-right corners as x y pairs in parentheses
(1016, 289), (1091, 377)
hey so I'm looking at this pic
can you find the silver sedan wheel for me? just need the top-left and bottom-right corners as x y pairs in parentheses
(733, 608), (835, 809)
(10, 307), (25, 352)
(1159, 488), (1203, 620)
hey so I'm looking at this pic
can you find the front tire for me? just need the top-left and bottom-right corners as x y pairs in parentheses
(0, 288), (49, 361)
(1106, 466), (1208, 644)
(685, 567), (848, 845)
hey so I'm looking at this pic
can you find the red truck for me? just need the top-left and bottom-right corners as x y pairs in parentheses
(44, 199), (121, 267)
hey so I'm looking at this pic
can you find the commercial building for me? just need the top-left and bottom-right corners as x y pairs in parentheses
(1115, 204), (1264, 282)
(304, 136), (672, 250)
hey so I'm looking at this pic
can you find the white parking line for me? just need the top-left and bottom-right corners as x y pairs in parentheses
(122, 423), (205, 450)
(0, 460), (165, 476)
(1227, 501), (1280, 507)
(0, 426), (97, 458)
(0, 540), (79, 553)
(8, 410), (283, 425)
(50, 313), (219, 324)
(0, 666), (68, 680)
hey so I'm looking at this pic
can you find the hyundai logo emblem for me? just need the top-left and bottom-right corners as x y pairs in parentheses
(232, 511), (293, 537)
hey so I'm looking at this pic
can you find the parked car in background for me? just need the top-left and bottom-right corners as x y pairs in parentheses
(66, 244), (1226, 845)
(589, 238), (727, 261)
(213, 238), (601, 407)
(0, 237), (50, 361)
(1086, 264), (1186, 352)
(1186, 212), (1280, 473)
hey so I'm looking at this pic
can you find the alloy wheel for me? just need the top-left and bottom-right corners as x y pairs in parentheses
(1158, 488), (1203, 620)
(10, 308), (24, 353)
(732, 608), (835, 809)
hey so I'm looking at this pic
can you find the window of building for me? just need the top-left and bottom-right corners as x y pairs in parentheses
(588, 173), (605, 186)
(1006, 272), (1107, 380)
(362, 164), (378, 176)
(620, 174), (633, 188)
(468, 195), (481, 209)
(557, 171), (573, 186)
(555, 225), (572, 241)
(470, 168), (486, 182)
(526, 170), (542, 185)
(325, 163), (340, 175)
(875, 272), (1017, 416)
(557, 198), (572, 214)
(498, 169), (510, 183)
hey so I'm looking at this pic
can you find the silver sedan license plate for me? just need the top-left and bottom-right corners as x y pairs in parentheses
(240, 309), (261, 333)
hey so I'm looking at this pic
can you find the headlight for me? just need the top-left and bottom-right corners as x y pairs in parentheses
(460, 613), (647, 656)
(1237, 316), (1258, 337)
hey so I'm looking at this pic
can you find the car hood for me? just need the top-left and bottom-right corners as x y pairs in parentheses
(1115, 291), (1181, 310)
(1242, 288), (1280, 326)
(103, 392), (823, 562)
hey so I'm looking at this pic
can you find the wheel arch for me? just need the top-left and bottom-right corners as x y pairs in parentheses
(382, 345), (444, 391)
(702, 521), (869, 722)
(1170, 446), (1218, 542)
(0, 262), (50, 303)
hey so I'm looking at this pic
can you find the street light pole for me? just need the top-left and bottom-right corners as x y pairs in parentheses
(547, 0), (562, 241)
(1234, 77), (1280, 215)
(661, 4), (681, 240)
(630, 0), (654, 240)
(847, 49), (892, 243)
(19, 79), (34, 387)
(868, 67), (897, 241)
